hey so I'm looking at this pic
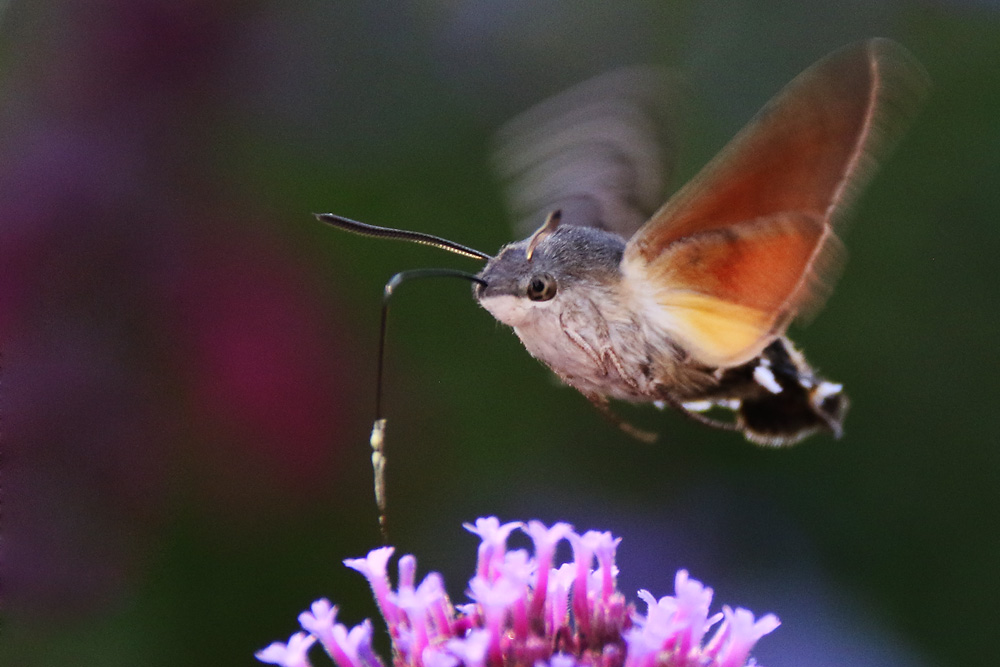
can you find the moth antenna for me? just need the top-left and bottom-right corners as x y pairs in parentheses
(525, 209), (562, 261)
(371, 268), (487, 542)
(316, 213), (493, 261)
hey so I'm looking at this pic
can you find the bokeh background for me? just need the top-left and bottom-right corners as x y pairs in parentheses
(2, 1), (998, 666)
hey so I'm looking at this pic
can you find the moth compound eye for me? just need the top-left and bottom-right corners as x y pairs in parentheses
(526, 273), (557, 301)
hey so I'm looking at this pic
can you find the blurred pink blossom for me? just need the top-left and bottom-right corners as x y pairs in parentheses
(258, 518), (779, 667)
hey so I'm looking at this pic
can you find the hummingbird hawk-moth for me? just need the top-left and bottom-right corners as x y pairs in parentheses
(320, 38), (928, 449)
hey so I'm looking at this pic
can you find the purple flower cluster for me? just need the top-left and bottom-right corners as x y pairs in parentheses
(257, 518), (779, 667)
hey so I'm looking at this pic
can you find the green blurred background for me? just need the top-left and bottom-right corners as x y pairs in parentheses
(2, 1), (998, 666)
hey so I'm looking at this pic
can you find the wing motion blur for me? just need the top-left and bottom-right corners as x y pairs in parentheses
(493, 66), (677, 239)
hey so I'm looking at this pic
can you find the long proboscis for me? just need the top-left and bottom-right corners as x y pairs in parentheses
(370, 268), (487, 542)
(315, 213), (493, 261)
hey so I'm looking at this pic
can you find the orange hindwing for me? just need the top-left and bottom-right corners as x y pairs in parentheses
(623, 38), (929, 367)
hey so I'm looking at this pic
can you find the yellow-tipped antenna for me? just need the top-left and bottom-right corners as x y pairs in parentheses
(316, 213), (492, 261)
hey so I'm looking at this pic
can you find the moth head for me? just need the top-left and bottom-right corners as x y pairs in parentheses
(475, 221), (625, 327)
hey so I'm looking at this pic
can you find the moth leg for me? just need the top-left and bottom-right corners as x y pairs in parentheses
(560, 310), (609, 374)
(586, 394), (658, 443)
(603, 347), (641, 392)
(658, 392), (741, 432)
(560, 315), (644, 393)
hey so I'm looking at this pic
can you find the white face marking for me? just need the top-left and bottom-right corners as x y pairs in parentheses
(478, 294), (571, 370)
(753, 364), (783, 394)
(480, 288), (627, 396)
(478, 294), (534, 327)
